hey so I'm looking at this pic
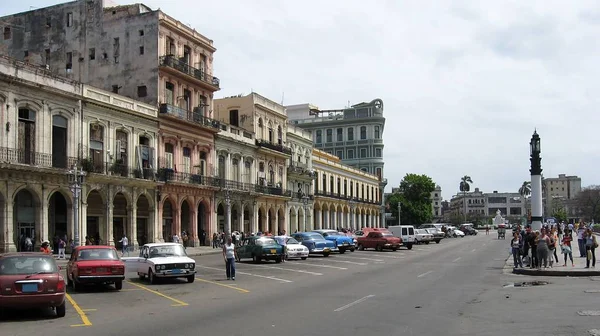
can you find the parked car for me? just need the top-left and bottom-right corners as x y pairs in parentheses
(122, 243), (196, 284)
(273, 236), (309, 260)
(67, 246), (125, 291)
(0, 252), (66, 317)
(387, 225), (416, 249)
(459, 224), (478, 235)
(423, 228), (444, 244)
(357, 231), (402, 251)
(236, 236), (284, 263)
(414, 229), (434, 244)
(291, 232), (337, 257)
(312, 230), (355, 253)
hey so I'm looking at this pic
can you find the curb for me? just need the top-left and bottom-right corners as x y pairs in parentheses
(512, 268), (600, 277)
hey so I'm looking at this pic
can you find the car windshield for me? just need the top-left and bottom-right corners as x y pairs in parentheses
(78, 248), (119, 260)
(302, 233), (323, 240)
(286, 237), (300, 244)
(148, 245), (188, 258)
(0, 256), (58, 275)
(256, 238), (277, 246)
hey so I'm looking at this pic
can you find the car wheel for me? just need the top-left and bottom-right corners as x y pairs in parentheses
(114, 281), (123, 290)
(253, 255), (260, 263)
(436, 240), (441, 244)
(148, 269), (157, 284)
(406, 243), (413, 250)
(275, 256), (282, 263)
(187, 275), (195, 283)
(301, 257), (307, 260)
(339, 248), (346, 254)
(415, 239), (419, 245)
(55, 302), (66, 318)
(425, 241), (430, 245)
(323, 252), (330, 257)
(67, 275), (73, 288)
(350, 247), (356, 252)
(71, 274), (79, 292)
(392, 247), (398, 251)
(138, 272), (145, 280)
(358, 244), (364, 251)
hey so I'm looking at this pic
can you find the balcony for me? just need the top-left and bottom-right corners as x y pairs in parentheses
(159, 55), (220, 89)
(255, 139), (292, 155)
(254, 184), (292, 198)
(0, 147), (78, 170)
(75, 159), (156, 181)
(159, 103), (221, 130)
(314, 190), (380, 205)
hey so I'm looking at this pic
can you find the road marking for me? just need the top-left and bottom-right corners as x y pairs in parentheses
(285, 261), (348, 270)
(195, 277), (250, 293)
(120, 288), (142, 291)
(65, 293), (92, 327)
(81, 309), (97, 312)
(335, 255), (385, 262)
(196, 265), (293, 283)
(246, 264), (323, 276)
(417, 271), (433, 278)
(353, 252), (405, 259)
(306, 259), (368, 266)
(471, 249), (477, 252)
(334, 295), (375, 312)
(452, 257), (462, 262)
(126, 280), (189, 307)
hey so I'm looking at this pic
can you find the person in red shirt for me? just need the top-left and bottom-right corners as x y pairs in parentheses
(561, 233), (574, 267)
(40, 241), (52, 254)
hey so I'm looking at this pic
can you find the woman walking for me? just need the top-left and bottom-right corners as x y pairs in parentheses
(551, 227), (560, 263)
(510, 232), (523, 268)
(561, 232), (574, 267)
(585, 228), (597, 269)
(222, 236), (238, 280)
(536, 230), (550, 270)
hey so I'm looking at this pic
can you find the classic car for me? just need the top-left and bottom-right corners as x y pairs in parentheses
(273, 236), (309, 260)
(357, 231), (402, 251)
(67, 246), (125, 291)
(122, 243), (196, 284)
(423, 228), (445, 244)
(414, 229), (434, 244)
(312, 229), (355, 253)
(0, 253), (66, 317)
(291, 232), (337, 257)
(236, 236), (285, 263)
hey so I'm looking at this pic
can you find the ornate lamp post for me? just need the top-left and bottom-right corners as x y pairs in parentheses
(529, 130), (543, 231)
(302, 194), (309, 232)
(67, 165), (86, 247)
(223, 188), (232, 237)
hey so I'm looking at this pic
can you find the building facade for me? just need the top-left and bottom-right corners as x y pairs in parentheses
(286, 125), (315, 233)
(312, 149), (381, 230)
(450, 188), (526, 221)
(0, 56), (159, 252)
(544, 174), (582, 218)
(431, 185), (443, 218)
(213, 93), (292, 235)
(286, 99), (387, 227)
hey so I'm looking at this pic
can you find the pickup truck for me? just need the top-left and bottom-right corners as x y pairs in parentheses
(356, 231), (402, 251)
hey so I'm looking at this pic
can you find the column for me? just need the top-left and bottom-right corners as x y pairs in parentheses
(156, 199), (164, 242)
(128, 205), (138, 249)
(191, 205), (199, 247)
(225, 196), (231, 235)
(323, 209), (329, 229)
(274, 209), (279, 235)
(148, 207), (156, 243)
(226, 152), (232, 180)
(3, 200), (16, 252)
(315, 209), (321, 230)
(40, 190), (49, 245)
(253, 203), (259, 233)
(239, 207), (245, 234)
(67, 201), (74, 244)
(80, 202), (88, 245)
(106, 198), (114, 246)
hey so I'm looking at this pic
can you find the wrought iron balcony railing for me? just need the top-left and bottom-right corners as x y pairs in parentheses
(159, 55), (220, 88)
(159, 104), (221, 130)
(255, 139), (292, 155)
(0, 147), (78, 169)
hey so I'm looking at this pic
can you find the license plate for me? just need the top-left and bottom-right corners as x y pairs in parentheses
(343, 243), (349, 246)
(96, 268), (107, 273)
(22, 284), (38, 293)
(171, 269), (181, 274)
(324, 248), (331, 252)
(270, 249), (276, 254)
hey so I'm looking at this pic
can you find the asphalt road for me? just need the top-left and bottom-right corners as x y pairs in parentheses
(4, 232), (600, 336)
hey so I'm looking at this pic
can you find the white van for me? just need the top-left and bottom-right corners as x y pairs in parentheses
(387, 225), (416, 250)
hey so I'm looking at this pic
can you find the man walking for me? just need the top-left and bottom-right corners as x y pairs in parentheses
(119, 235), (129, 256)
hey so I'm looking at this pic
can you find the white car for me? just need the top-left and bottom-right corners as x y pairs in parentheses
(273, 236), (309, 260)
(123, 243), (196, 284)
(415, 229), (433, 244)
(453, 229), (466, 238)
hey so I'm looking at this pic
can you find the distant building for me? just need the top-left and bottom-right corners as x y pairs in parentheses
(450, 188), (525, 221)
(431, 185), (443, 218)
(543, 174), (582, 219)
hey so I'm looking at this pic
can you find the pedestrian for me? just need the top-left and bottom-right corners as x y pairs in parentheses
(119, 235), (129, 256)
(58, 238), (66, 259)
(536, 230), (550, 270)
(510, 232), (523, 268)
(561, 232), (574, 267)
(551, 227), (560, 263)
(222, 236), (237, 281)
(577, 223), (587, 257)
(585, 228), (597, 269)
(40, 241), (51, 254)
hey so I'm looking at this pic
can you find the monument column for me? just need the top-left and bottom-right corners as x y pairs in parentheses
(529, 130), (543, 231)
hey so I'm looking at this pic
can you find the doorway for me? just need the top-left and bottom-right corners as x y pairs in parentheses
(52, 115), (68, 168)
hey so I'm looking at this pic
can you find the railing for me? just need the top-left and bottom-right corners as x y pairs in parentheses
(159, 104), (221, 130)
(254, 184), (292, 197)
(255, 139), (292, 155)
(104, 163), (156, 180)
(314, 190), (379, 205)
(159, 55), (220, 88)
(0, 147), (78, 169)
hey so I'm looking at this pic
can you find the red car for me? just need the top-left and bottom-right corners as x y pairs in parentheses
(67, 246), (125, 291)
(0, 252), (66, 317)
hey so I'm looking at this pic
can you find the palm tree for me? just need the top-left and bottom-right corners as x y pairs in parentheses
(459, 175), (473, 223)
(519, 181), (531, 197)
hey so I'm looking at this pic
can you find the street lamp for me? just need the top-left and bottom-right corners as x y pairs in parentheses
(302, 194), (309, 232)
(67, 165), (86, 247)
(223, 188), (232, 237)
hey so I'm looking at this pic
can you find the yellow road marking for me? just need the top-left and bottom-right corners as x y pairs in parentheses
(195, 277), (250, 293)
(120, 288), (142, 291)
(125, 280), (189, 306)
(81, 309), (97, 312)
(65, 293), (92, 327)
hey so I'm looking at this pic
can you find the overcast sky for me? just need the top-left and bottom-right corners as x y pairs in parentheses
(2, 0), (599, 200)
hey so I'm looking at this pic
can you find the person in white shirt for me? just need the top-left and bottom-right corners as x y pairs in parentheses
(119, 235), (129, 256)
(222, 237), (238, 280)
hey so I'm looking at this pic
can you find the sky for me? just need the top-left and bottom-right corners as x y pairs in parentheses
(2, 0), (600, 200)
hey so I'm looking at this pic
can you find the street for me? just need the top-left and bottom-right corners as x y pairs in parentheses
(3, 232), (600, 336)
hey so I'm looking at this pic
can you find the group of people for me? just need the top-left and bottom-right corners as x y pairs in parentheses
(510, 222), (598, 270)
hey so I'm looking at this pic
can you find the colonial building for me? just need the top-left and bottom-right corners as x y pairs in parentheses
(286, 125), (315, 233)
(450, 188), (525, 222)
(213, 93), (292, 235)
(312, 149), (382, 230)
(0, 56), (159, 252)
(286, 99), (387, 227)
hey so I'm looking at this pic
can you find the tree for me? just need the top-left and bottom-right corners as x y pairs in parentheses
(518, 181), (531, 197)
(574, 186), (600, 222)
(386, 174), (436, 226)
(459, 175), (473, 223)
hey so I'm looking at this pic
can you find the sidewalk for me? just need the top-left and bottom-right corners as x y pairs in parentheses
(507, 249), (600, 276)
(53, 245), (222, 264)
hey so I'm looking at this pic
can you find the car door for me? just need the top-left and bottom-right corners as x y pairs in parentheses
(237, 240), (247, 259)
(138, 246), (150, 274)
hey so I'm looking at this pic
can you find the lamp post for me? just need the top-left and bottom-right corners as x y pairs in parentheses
(67, 165), (86, 247)
(224, 188), (232, 237)
(302, 195), (309, 232)
(350, 201), (356, 230)
(529, 130), (543, 231)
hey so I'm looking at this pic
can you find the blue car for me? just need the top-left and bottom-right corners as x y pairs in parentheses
(291, 232), (337, 257)
(312, 230), (356, 254)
